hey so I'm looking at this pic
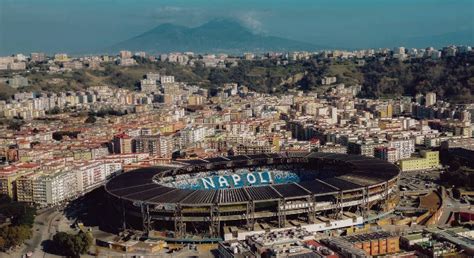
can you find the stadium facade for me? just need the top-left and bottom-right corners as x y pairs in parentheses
(105, 152), (400, 239)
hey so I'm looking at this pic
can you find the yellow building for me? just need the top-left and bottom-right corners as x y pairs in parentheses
(54, 53), (69, 62)
(376, 104), (393, 118)
(272, 135), (281, 152)
(15, 173), (36, 203)
(158, 124), (175, 134)
(73, 150), (93, 161)
(0, 169), (20, 199)
(379, 120), (402, 130)
(399, 151), (439, 172)
(188, 95), (204, 106)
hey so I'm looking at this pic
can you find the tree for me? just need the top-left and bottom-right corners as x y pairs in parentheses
(0, 194), (36, 227)
(0, 225), (32, 251)
(84, 115), (96, 124)
(6, 119), (25, 131)
(75, 231), (92, 255)
(46, 106), (61, 115)
(52, 231), (92, 257)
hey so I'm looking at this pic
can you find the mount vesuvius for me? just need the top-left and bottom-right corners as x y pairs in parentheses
(110, 19), (324, 54)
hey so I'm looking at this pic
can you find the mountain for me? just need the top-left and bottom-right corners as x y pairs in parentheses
(110, 19), (323, 54)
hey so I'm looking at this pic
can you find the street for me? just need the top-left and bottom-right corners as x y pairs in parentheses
(3, 207), (73, 258)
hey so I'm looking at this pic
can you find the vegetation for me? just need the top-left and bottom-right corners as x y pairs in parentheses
(52, 131), (81, 141)
(0, 82), (17, 100)
(89, 108), (127, 117)
(359, 54), (474, 102)
(0, 195), (36, 251)
(51, 231), (92, 258)
(0, 52), (472, 103)
(84, 115), (96, 124)
(0, 225), (32, 251)
(0, 118), (25, 131)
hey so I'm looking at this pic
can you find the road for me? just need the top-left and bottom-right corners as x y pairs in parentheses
(437, 189), (472, 225)
(3, 208), (65, 258)
(398, 169), (473, 226)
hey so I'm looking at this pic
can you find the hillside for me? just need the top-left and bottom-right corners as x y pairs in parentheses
(1, 52), (472, 104)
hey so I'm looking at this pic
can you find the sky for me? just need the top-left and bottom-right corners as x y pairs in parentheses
(0, 0), (473, 55)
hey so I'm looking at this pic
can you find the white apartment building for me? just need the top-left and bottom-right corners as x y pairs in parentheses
(160, 76), (175, 84)
(140, 78), (157, 93)
(32, 170), (78, 206)
(103, 162), (123, 178)
(159, 135), (175, 158)
(388, 138), (415, 161)
(425, 92), (437, 107)
(180, 126), (213, 146)
(75, 161), (107, 193)
(146, 73), (161, 81)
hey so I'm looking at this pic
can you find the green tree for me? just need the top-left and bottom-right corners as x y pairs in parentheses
(6, 119), (25, 131)
(0, 195), (36, 227)
(52, 231), (92, 257)
(74, 231), (92, 256)
(46, 106), (61, 115)
(0, 225), (32, 251)
(84, 115), (96, 124)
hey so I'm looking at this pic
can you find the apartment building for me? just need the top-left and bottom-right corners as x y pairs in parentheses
(399, 151), (440, 172)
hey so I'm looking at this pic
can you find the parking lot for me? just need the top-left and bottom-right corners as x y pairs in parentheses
(399, 169), (441, 193)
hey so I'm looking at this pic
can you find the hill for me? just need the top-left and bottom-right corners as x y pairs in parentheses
(110, 19), (323, 54)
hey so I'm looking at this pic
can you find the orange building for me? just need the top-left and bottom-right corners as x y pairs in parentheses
(345, 231), (400, 256)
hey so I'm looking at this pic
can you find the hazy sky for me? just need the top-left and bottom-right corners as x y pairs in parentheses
(0, 0), (473, 54)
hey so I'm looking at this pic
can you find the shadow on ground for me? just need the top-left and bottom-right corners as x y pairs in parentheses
(41, 239), (62, 256)
(63, 187), (122, 234)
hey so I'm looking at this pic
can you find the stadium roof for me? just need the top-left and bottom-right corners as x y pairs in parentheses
(106, 153), (399, 205)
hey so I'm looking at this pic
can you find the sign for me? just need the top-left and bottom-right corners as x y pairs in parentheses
(198, 171), (273, 189)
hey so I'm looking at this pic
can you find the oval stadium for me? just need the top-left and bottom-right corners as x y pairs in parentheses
(105, 152), (400, 241)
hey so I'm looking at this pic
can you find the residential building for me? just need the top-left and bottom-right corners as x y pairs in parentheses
(113, 133), (133, 154)
(140, 78), (157, 93)
(388, 138), (415, 161)
(426, 92), (436, 107)
(374, 147), (398, 163)
(399, 151), (440, 172)
(30, 52), (46, 62)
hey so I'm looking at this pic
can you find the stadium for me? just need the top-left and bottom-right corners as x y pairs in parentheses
(105, 152), (400, 240)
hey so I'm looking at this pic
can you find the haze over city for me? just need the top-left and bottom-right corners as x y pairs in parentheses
(1, 0), (473, 54)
